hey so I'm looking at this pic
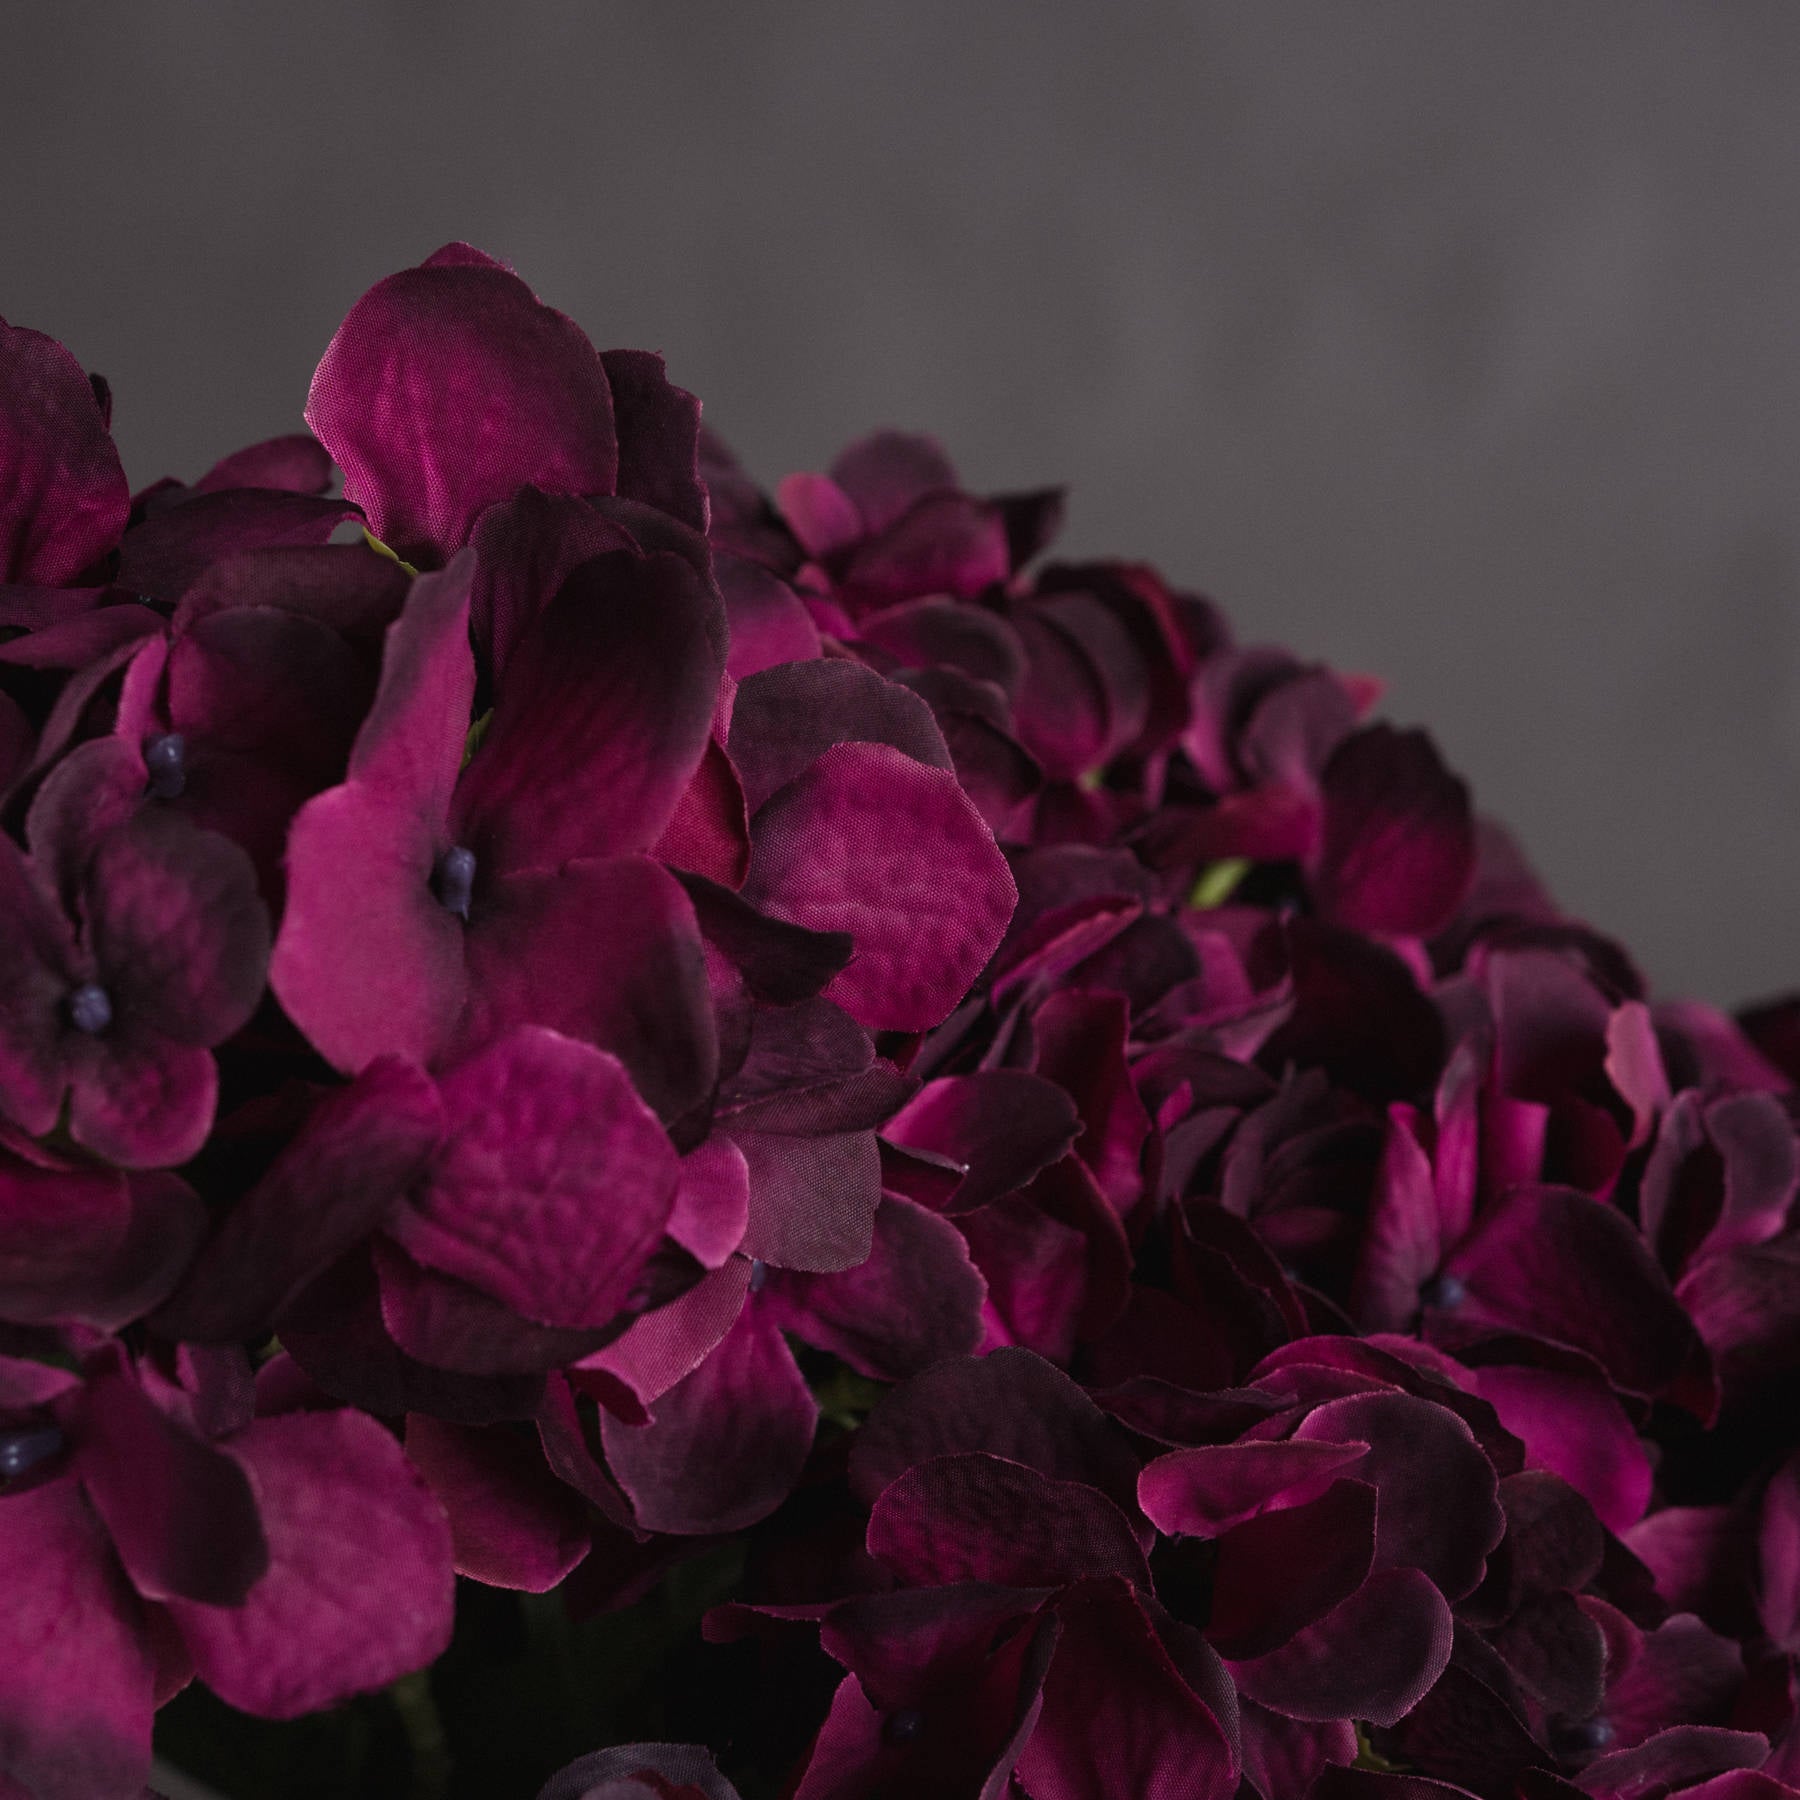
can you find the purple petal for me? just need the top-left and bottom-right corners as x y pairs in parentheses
(1014, 1576), (1238, 1800)
(828, 431), (961, 534)
(600, 1301), (817, 1534)
(652, 738), (751, 891)
(717, 554), (821, 679)
(163, 1409), (454, 1718)
(761, 1192), (986, 1380)
(727, 660), (952, 816)
(867, 1452), (1150, 1589)
(65, 1031), (219, 1170)
(455, 551), (724, 871)
(840, 492), (1010, 608)
(1311, 725), (1475, 936)
(574, 1259), (752, 1418)
(305, 248), (618, 566)
(1601, 1614), (1746, 1749)
(881, 1071), (1081, 1215)
(0, 1475), (154, 1800)
(665, 1136), (752, 1271)
(194, 432), (335, 496)
(1227, 1566), (1454, 1728)
(74, 1356), (267, 1605)
(777, 470), (863, 559)
(1576, 1728), (1770, 1798)
(153, 1057), (442, 1342)
(404, 1413), (589, 1592)
(743, 742), (1016, 1031)
(0, 318), (128, 584)
(458, 855), (716, 1124)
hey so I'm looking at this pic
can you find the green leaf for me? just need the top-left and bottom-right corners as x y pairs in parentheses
(1187, 857), (1251, 910)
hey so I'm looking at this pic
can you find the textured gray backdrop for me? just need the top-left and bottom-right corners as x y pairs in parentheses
(4, 2), (1796, 1007)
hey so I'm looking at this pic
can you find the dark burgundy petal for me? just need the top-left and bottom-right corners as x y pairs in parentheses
(828, 430), (961, 534)
(1441, 1185), (1700, 1400)
(1350, 1104), (1442, 1333)
(0, 832), (83, 1135)
(0, 1475), (155, 1800)
(116, 490), (357, 600)
(727, 660), (952, 815)
(1014, 1576), (1238, 1800)
(404, 1413), (589, 1593)
(0, 317), (128, 584)
(457, 855), (716, 1124)
(574, 1260), (752, 1418)
(163, 1409), (454, 1718)
(455, 551), (724, 871)
(74, 1356), (267, 1605)
(850, 1347), (1143, 1521)
(194, 432), (335, 496)
(0, 1148), (131, 1324)
(1138, 1439), (1373, 1538)
(733, 1125), (884, 1272)
(600, 349), (707, 533)
(65, 1029), (219, 1170)
(1311, 725), (1475, 936)
(652, 737), (751, 891)
(539, 1742), (741, 1800)
(85, 807), (270, 1046)
(305, 247), (618, 566)
(761, 1193), (985, 1380)
(1226, 1566), (1454, 1728)
(1603, 1614), (1745, 1751)
(1678, 1235), (1800, 1406)
(677, 875), (853, 1006)
(742, 741), (1015, 1032)
(600, 1301), (817, 1534)
(1761, 1455), (1800, 1654)
(867, 1452), (1150, 1589)
(880, 1071), (1082, 1214)
(1577, 1728), (1769, 1798)
(861, 596), (1028, 695)
(840, 491), (1010, 607)
(153, 1057), (442, 1341)
(1206, 1478), (1380, 1659)
(1030, 990), (1153, 1215)
(1291, 1390), (1504, 1600)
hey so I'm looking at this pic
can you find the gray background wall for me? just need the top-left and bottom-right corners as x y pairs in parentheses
(4, 2), (1797, 1007)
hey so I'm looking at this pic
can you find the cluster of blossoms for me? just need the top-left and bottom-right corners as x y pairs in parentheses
(1, 245), (1798, 1800)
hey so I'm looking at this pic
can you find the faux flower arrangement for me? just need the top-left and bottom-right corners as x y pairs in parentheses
(1, 244), (1798, 1800)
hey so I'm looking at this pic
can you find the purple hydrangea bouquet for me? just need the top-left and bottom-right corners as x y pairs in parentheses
(2, 244), (1798, 1800)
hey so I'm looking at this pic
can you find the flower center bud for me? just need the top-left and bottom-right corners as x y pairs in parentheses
(748, 1258), (769, 1293)
(143, 732), (187, 799)
(431, 845), (477, 920)
(1552, 1714), (1615, 1757)
(1420, 1272), (1466, 1311)
(0, 1423), (65, 1482)
(66, 982), (114, 1035)
(881, 1708), (925, 1747)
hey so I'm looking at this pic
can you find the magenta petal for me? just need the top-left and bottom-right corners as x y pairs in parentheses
(828, 431), (961, 534)
(458, 856), (716, 1124)
(1470, 1363), (1652, 1535)
(652, 737), (751, 891)
(164, 1410), (454, 1719)
(404, 1414), (589, 1593)
(305, 249), (617, 566)
(153, 1056), (443, 1342)
(727, 661), (952, 814)
(390, 1028), (676, 1328)
(0, 1475), (154, 1800)
(456, 551), (723, 870)
(1311, 725), (1475, 936)
(1226, 1566), (1454, 1728)
(1137, 1439), (1373, 1538)
(0, 318), (128, 584)
(75, 1356), (266, 1606)
(575, 1260), (752, 1417)
(1760, 1454), (1800, 1653)
(271, 780), (467, 1072)
(761, 1193), (986, 1380)
(718, 554), (821, 679)
(1014, 1577), (1238, 1800)
(841, 492), (1010, 607)
(665, 1137), (752, 1271)
(743, 742), (1015, 1031)
(600, 1301), (817, 1534)
(868, 1452), (1149, 1589)
(65, 1031), (219, 1170)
